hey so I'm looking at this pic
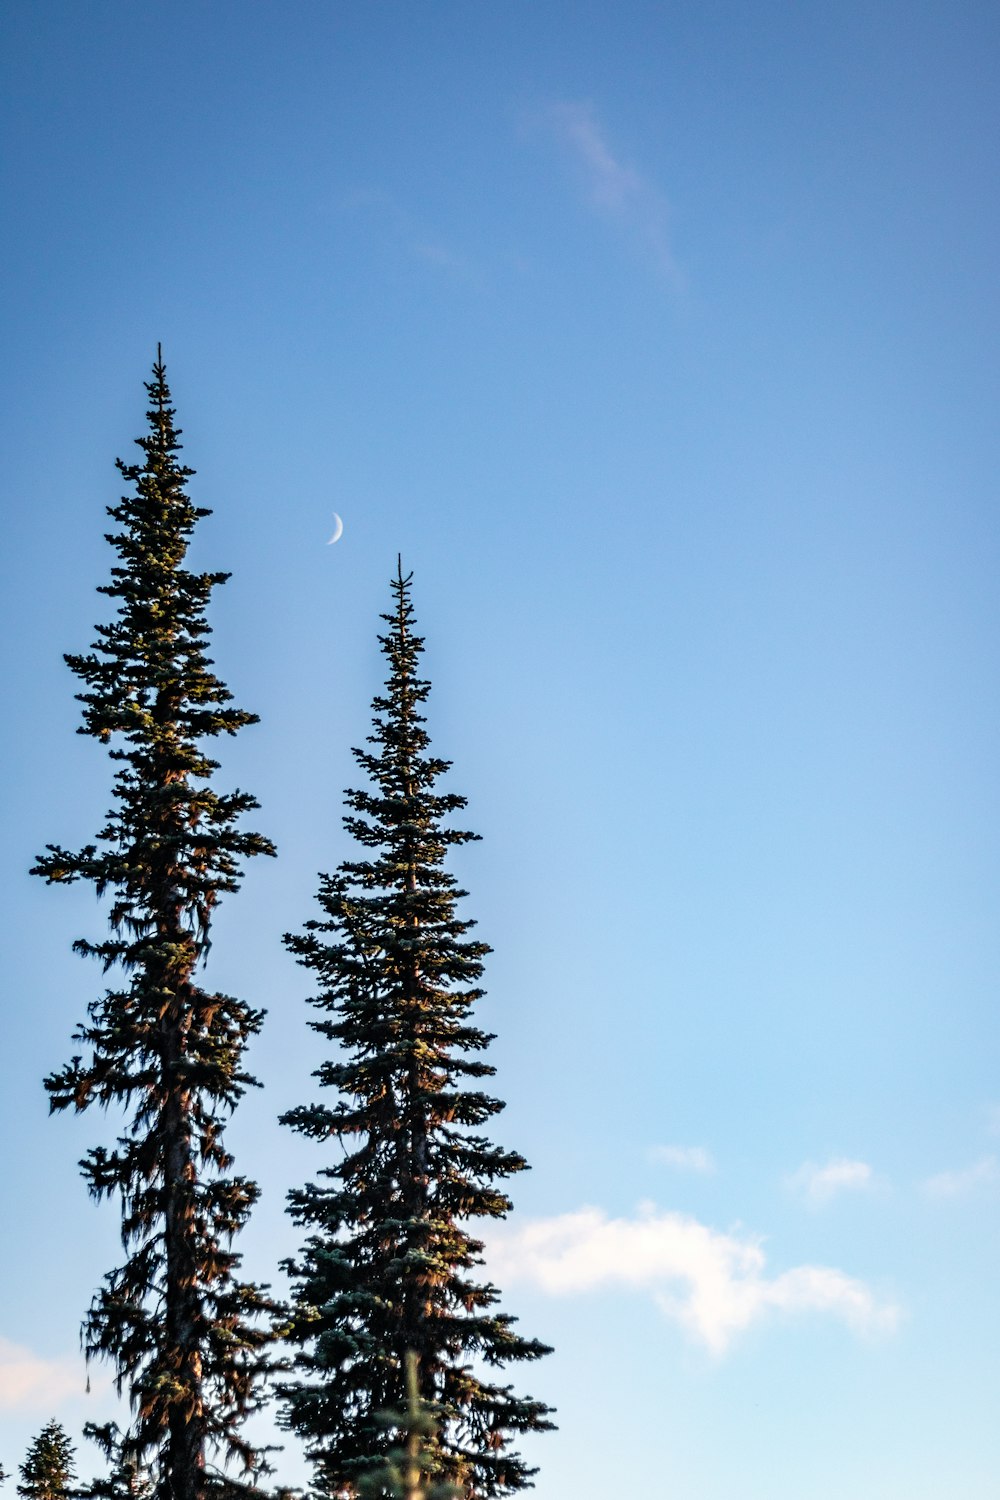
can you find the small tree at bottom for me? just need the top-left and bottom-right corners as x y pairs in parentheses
(357, 1353), (463, 1500)
(18, 1423), (75, 1500)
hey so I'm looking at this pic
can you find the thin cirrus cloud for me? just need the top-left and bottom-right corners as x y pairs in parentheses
(922, 1155), (1000, 1199)
(487, 1204), (899, 1357)
(536, 100), (680, 283)
(0, 1335), (86, 1410)
(787, 1158), (875, 1207)
(649, 1144), (716, 1173)
(336, 188), (479, 284)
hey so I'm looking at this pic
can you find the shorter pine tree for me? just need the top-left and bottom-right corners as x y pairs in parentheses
(18, 1423), (76, 1500)
(280, 562), (553, 1497)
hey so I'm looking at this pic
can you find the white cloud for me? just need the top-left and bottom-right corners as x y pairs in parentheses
(0, 1337), (86, 1410)
(922, 1155), (1000, 1199)
(787, 1158), (875, 1207)
(650, 1144), (716, 1174)
(538, 100), (680, 281)
(488, 1204), (898, 1357)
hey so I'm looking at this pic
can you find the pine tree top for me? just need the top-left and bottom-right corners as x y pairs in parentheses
(33, 350), (274, 956)
(18, 1422), (76, 1500)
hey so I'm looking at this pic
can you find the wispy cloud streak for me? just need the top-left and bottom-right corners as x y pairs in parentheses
(650, 1144), (716, 1174)
(787, 1158), (875, 1207)
(488, 1204), (898, 1356)
(539, 100), (680, 282)
(923, 1155), (1000, 1198)
(336, 188), (479, 284)
(0, 1336), (86, 1410)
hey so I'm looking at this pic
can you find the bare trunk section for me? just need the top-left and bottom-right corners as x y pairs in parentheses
(162, 1026), (205, 1500)
(156, 714), (207, 1500)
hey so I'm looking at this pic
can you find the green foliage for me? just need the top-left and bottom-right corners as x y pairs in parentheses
(76, 1424), (152, 1500)
(32, 354), (276, 1500)
(280, 563), (553, 1497)
(18, 1423), (75, 1500)
(356, 1353), (462, 1500)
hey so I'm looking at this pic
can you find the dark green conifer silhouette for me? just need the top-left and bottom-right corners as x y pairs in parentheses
(18, 1422), (75, 1500)
(280, 563), (553, 1498)
(77, 1424), (152, 1500)
(356, 1351), (462, 1500)
(33, 354), (275, 1500)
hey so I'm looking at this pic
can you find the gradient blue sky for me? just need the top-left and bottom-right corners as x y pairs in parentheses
(2, 3), (999, 1495)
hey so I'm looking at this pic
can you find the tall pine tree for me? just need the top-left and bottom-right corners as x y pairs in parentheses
(281, 562), (553, 1498)
(33, 353), (275, 1500)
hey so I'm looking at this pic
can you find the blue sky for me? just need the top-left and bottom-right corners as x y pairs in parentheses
(2, 2), (999, 1494)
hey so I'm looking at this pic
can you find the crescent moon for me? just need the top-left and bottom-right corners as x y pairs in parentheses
(327, 512), (344, 545)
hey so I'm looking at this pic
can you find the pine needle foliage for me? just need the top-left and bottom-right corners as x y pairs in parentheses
(356, 1352), (462, 1500)
(18, 1423), (76, 1500)
(77, 1424), (153, 1500)
(32, 354), (276, 1500)
(280, 563), (553, 1498)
